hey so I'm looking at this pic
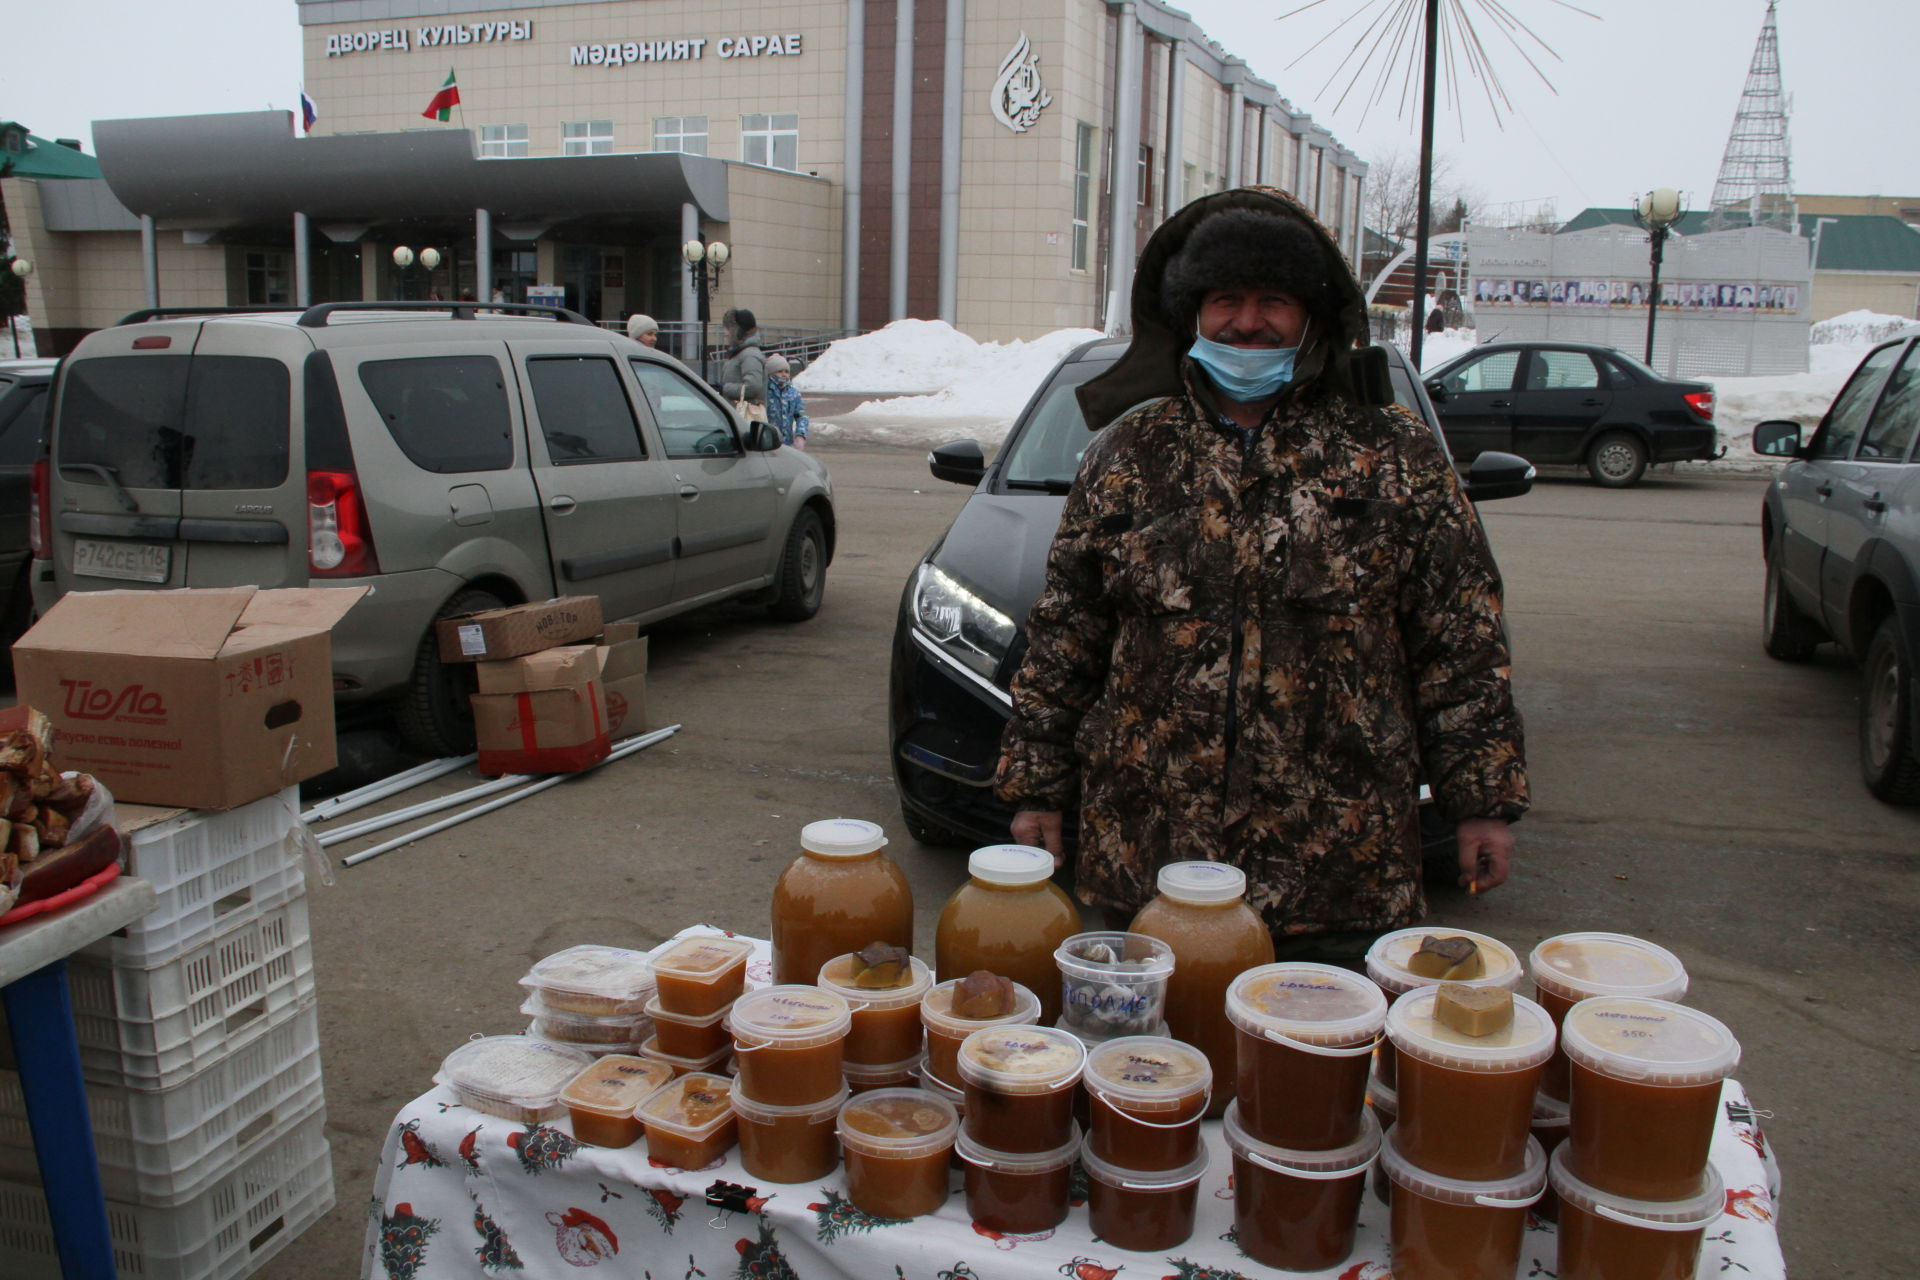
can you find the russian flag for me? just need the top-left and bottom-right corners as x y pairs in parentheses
(300, 91), (318, 134)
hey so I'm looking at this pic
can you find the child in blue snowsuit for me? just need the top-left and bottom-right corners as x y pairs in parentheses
(764, 353), (809, 448)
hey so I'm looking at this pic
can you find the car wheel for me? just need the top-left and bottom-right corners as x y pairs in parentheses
(901, 803), (970, 849)
(1761, 545), (1821, 661)
(767, 508), (826, 622)
(396, 587), (503, 759)
(1587, 431), (1648, 488)
(1860, 615), (1920, 804)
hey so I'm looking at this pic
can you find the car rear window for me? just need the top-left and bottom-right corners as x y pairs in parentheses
(57, 354), (289, 490)
(184, 357), (290, 488)
(0, 382), (46, 466)
(359, 355), (515, 472)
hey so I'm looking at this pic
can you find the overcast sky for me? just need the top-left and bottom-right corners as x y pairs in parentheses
(8, 0), (1914, 224)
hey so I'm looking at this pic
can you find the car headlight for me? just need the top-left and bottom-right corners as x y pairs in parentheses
(910, 562), (1016, 683)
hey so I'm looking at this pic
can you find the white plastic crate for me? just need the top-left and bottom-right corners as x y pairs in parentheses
(0, 1001), (323, 1206)
(0, 1105), (332, 1280)
(85, 786), (308, 969)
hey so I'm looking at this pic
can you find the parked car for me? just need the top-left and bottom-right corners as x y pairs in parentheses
(32, 303), (834, 756)
(0, 358), (56, 654)
(1422, 340), (1718, 487)
(1753, 330), (1920, 803)
(888, 337), (1533, 855)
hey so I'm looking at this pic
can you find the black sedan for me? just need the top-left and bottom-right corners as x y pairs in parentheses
(887, 338), (1533, 856)
(1422, 341), (1718, 487)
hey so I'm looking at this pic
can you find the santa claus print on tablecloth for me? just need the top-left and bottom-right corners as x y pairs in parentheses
(547, 1207), (618, 1266)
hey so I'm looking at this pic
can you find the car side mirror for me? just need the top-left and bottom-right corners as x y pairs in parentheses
(928, 438), (987, 485)
(744, 420), (783, 452)
(1463, 450), (1535, 503)
(1424, 379), (1447, 403)
(1751, 420), (1802, 457)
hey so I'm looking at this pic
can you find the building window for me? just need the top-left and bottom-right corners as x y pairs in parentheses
(652, 116), (709, 156)
(1072, 123), (1095, 272)
(562, 120), (613, 156)
(480, 124), (528, 158)
(740, 113), (799, 170)
(245, 251), (292, 305)
(1137, 144), (1154, 208)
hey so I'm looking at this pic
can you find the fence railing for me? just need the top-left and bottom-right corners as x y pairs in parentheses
(595, 321), (863, 385)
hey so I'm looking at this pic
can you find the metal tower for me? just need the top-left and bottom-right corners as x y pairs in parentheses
(1707, 1), (1796, 231)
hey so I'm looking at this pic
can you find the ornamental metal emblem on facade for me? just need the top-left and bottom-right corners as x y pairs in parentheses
(990, 32), (1053, 134)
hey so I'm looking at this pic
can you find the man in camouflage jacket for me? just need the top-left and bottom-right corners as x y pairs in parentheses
(995, 188), (1529, 942)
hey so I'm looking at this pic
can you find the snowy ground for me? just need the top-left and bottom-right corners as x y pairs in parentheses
(797, 311), (1918, 465)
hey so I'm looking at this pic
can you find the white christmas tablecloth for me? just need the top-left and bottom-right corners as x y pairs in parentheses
(363, 927), (1786, 1280)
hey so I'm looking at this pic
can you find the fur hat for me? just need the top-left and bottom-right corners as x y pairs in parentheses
(729, 307), (758, 335)
(766, 352), (790, 374)
(1159, 208), (1333, 332)
(626, 313), (658, 339)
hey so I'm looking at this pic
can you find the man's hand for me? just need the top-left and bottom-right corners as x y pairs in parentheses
(1010, 810), (1066, 867)
(1456, 817), (1514, 894)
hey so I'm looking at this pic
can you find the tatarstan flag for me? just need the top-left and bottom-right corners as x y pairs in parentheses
(422, 69), (460, 122)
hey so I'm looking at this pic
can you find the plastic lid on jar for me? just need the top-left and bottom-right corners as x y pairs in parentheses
(836, 1087), (959, 1159)
(1532, 1089), (1570, 1130)
(1385, 985), (1557, 1072)
(560, 1054), (674, 1119)
(1379, 1126), (1548, 1208)
(1053, 932), (1176, 983)
(732, 1083), (850, 1123)
(727, 985), (852, 1049)
(956, 1024), (1087, 1094)
(644, 995), (734, 1030)
(651, 934), (755, 983)
(519, 945), (657, 1014)
(843, 1053), (925, 1087)
(916, 1064), (966, 1109)
(966, 844), (1056, 886)
(1367, 1070), (1399, 1120)
(1223, 1102), (1383, 1178)
(1560, 997), (1741, 1086)
(437, 1036), (593, 1114)
(800, 818), (888, 857)
(635, 1071), (735, 1138)
(920, 978), (1041, 1036)
(816, 953), (933, 1011)
(1365, 928), (1524, 997)
(1080, 1144), (1210, 1192)
(1155, 860), (1247, 904)
(1529, 933), (1689, 1006)
(1083, 1036), (1212, 1114)
(954, 1121), (1083, 1174)
(1225, 962), (1389, 1048)
(1549, 1145), (1726, 1230)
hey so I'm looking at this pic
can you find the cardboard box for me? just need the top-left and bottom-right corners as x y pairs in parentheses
(470, 644), (611, 775)
(596, 635), (649, 738)
(474, 644), (602, 696)
(13, 587), (367, 810)
(436, 596), (603, 664)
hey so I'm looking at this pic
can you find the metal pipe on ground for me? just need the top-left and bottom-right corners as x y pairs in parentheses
(301, 753), (478, 823)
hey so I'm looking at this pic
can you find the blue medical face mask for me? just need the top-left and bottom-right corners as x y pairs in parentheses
(1187, 321), (1307, 402)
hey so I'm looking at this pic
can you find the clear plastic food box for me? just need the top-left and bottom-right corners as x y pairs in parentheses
(436, 1036), (593, 1122)
(519, 945), (658, 1016)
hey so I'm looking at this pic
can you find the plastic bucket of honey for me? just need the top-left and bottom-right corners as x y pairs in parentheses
(645, 996), (734, 1060)
(956, 1024), (1087, 1155)
(1367, 1070), (1399, 1205)
(1529, 932), (1689, 1101)
(816, 952), (934, 1067)
(1549, 1145), (1724, 1280)
(955, 1123), (1082, 1235)
(1561, 997), (1739, 1202)
(919, 977), (1041, 1088)
(727, 985), (851, 1107)
(1365, 927), (1523, 1090)
(1224, 1101), (1380, 1271)
(650, 934), (755, 1017)
(836, 1087), (960, 1219)
(1083, 1035), (1212, 1172)
(1384, 984), (1556, 1182)
(1379, 1127), (1546, 1280)
(733, 1083), (849, 1184)
(844, 1053), (924, 1094)
(635, 1071), (738, 1170)
(1530, 1090), (1572, 1221)
(1079, 1146), (1209, 1252)
(638, 1034), (731, 1078)
(1225, 962), (1387, 1151)
(559, 1054), (673, 1149)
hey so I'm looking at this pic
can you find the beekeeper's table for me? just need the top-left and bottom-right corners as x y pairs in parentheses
(0, 875), (155, 1279)
(364, 927), (1788, 1280)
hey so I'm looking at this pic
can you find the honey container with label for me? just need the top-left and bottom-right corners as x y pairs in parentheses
(935, 844), (1081, 1025)
(816, 951), (933, 1066)
(836, 1087), (960, 1218)
(956, 1024), (1087, 1155)
(919, 977), (1040, 1088)
(1385, 984), (1556, 1181)
(1549, 1146), (1725, 1280)
(1380, 1128), (1547, 1280)
(645, 995), (733, 1060)
(955, 1123), (1082, 1236)
(1529, 932), (1689, 1100)
(1365, 927), (1523, 1089)
(560, 1054), (673, 1148)
(770, 819), (913, 986)
(1224, 1102), (1380, 1272)
(1083, 1035), (1211, 1172)
(651, 934), (755, 1016)
(636, 1071), (737, 1170)
(1226, 962), (1386, 1151)
(727, 985), (852, 1107)
(1080, 1146), (1210, 1252)
(1054, 930), (1176, 1043)
(734, 1084), (849, 1184)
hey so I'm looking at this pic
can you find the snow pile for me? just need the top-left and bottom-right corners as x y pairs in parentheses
(795, 319), (985, 394)
(1709, 342), (1869, 466)
(1417, 329), (1477, 372)
(1811, 309), (1918, 347)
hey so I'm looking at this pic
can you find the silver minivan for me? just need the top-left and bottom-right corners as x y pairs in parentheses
(31, 303), (835, 755)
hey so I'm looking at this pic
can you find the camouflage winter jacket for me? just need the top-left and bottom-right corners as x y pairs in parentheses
(995, 369), (1529, 937)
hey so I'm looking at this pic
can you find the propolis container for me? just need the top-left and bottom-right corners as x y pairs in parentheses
(816, 952), (933, 1067)
(734, 1083), (849, 1184)
(919, 976), (1040, 1088)
(1083, 1035), (1211, 1172)
(560, 1054), (673, 1148)
(1561, 997), (1740, 1202)
(955, 1123), (1082, 1236)
(1226, 962), (1387, 1151)
(770, 818), (913, 986)
(956, 1024), (1087, 1155)
(837, 1086), (960, 1218)
(727, 985), (852, 1107)
(1550, 1146), (1726, 1280)
(520, 945), (657, 1017)
(1081, 1146), (1210, 1252)
(1224, 1101), (1381, 1272)
(1530, 932), (1689, 1100)
(1385, 984), (1556, 1182)
(1380, 1128), (1547, 1280)
(635, 1071), (737, 1170)
(435, 1036), (592, 1123)
(1365, 927), (1523, 1090)
(644, 995), (734, 1061)
(651, 934), (755, 1016)
(1053, 931), (1176, 1043)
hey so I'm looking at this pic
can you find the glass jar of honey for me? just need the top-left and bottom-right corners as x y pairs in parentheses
(1380, 1128), (1547, 1280)
(1549, 1146), (1725, 1280)
(1364, 927), (1524, 1090)
(836, 1087), (960, 1218)
(935, 845), (1081, 1025)
(919, 977), (1041, 1089)
(1082, 1035), (1211, 1172)
(1385, 984), (1556, 1182)
(1129, 862), (1275, 1116)
(815, 952), (933, 1067)
(1224, 1102), (1381, 1271)
(956, 1024), (1087, 1156)
(734, 1084), (849, 1184)
(1529, 932), (1689, 1101)
(1226, 962), (1387, 1151)
(771, 819), (913, 987)
(727, 985), (852, 1107)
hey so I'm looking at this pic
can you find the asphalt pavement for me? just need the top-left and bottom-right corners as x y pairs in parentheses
(255, 446), (1912, 1279)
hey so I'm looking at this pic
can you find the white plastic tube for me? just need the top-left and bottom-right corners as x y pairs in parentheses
(300, 753), (478, 822)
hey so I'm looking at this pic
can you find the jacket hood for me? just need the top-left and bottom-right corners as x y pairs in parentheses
(1077, 186), (1383, 428)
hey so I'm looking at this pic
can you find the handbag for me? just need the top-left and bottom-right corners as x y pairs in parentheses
(735, 395), (768, 424)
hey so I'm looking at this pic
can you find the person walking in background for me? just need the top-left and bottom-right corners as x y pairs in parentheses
(626, 313), (660, 347)
(764, 353), (810, 449)
(718, 307), (768, 421)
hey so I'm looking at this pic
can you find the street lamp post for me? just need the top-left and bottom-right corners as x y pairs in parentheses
(7, 259), (31, 358)
(391, 246), (443, 302)
(681, 238), (731, 383)
(1633, 188), (1685, 368)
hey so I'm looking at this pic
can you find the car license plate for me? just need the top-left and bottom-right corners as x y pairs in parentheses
(72, 538), (172, 584)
